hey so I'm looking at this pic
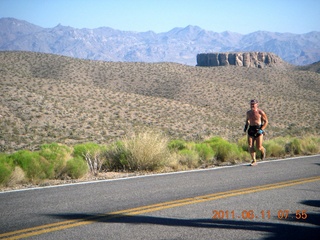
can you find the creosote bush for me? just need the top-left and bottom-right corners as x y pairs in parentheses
(168, 139), (188, 151)
(171, 141), (216, 167)
(0, 144), (88, 185)
(65, 157), (88, 179)
(0, 153), (14, 185)
(10, 150), (50, 181)
(204, 137), (247, 162)
(39, 143), (71, 178)
(195, 143), (215, 162)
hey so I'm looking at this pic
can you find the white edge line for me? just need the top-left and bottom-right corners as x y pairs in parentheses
(1, 154), (319, 194)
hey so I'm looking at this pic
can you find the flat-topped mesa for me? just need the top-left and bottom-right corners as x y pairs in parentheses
(197, 52), (287, 68)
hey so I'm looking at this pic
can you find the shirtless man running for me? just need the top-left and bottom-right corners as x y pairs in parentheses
(244, 99), (268, 166)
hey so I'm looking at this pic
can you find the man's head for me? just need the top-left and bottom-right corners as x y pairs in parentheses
(250, 99), (258, 109)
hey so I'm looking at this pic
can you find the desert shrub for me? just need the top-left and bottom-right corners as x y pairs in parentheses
(0, 162), (12, 185)
(40, 143), (71, 159)
(205, 137), (242, 162)
(0, 153), (12, 165)
(240, 135), (320, 160)
(264, 139), (286, 157)
(73, 142), (105, 158)
(39, 143), (71, 178)
(168, 139), (188, 151)
(269, 136), (320, 157)
(73, 142), (106, 175)
(119, 128), (172, 171)
(0, 154), (14, 185)
(194, 143), (215, 162)
(178, 149), (199, 168)
(236, 136), (251, 161)
(65, 157), (88, 179)
(285, 138), (302, 155)
(237, 136), (248, 152)
(300, 136), (320, 154)
(10, 150), (49, 180)
(105, 141), (130, 171)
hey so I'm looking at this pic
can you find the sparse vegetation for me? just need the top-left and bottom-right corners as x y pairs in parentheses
(1, 132), (319, 189)
(0, 51), (319, 190)
(1, 52), (319, 153)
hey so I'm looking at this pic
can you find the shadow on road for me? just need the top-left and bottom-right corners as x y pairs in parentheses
(47, 208), (319, 239)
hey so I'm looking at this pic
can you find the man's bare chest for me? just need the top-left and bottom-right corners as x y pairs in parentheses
(248, 110), (261, 121)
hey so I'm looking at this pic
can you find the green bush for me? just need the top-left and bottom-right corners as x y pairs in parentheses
(10, 150), (51, 180)
(0, 163), (12, 185)
(266, 136), (320, 157)
(73, 142), (106, 158)
(65, 157), (88, 179)
(205, 137), (242, 162)
(238, 135), (320, 160)
(285, 138), (302, 155)
(237, 136), (248, 152)
(194, 143), (215, 162)
(0, 154), (13, 185)
(168, 139), (188, 151)
(39, 143), (71, 178)
(73, 142), (106, 175)
(264, 139), (286, 157)
(105, 141), (130, 171)
(39, 143), (69, 160)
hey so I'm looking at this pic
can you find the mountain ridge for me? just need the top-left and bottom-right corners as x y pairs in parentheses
(0, 18), (319, 66)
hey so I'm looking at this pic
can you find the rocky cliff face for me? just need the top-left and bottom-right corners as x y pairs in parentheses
(197, 52), (289, 68)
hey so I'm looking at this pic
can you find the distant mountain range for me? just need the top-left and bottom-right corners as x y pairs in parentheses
(1, 18), (319, 66)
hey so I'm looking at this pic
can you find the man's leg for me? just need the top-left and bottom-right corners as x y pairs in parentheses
(248, 136), (256, 164)
(256, 135), (266, 160)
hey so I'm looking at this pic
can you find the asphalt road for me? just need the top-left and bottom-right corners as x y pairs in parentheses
(0, 155), (319, 239)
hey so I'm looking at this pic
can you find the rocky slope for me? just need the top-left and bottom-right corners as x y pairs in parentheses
(1, 51), (319, 153)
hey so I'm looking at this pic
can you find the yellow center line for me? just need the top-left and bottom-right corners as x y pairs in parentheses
(1, 176), (319, 239)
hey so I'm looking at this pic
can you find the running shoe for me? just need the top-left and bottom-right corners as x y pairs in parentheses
(250, 160), (257, 166)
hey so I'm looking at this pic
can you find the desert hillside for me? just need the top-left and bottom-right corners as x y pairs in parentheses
(297, 60), (320, 73)
(0, 51), (319, 152)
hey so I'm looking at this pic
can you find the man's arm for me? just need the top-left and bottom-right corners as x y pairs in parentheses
(260, 111), (268, 130)
(244, 112), (250, 132)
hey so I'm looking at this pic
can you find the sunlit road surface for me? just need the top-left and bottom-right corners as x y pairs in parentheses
(1, 155), (319, 239)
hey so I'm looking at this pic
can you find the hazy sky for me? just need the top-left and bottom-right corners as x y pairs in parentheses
(1, 0), (319, 34)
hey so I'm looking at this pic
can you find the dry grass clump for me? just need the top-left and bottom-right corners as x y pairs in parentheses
(6, 166), (26, 187)
(108, 128), (172, 171)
